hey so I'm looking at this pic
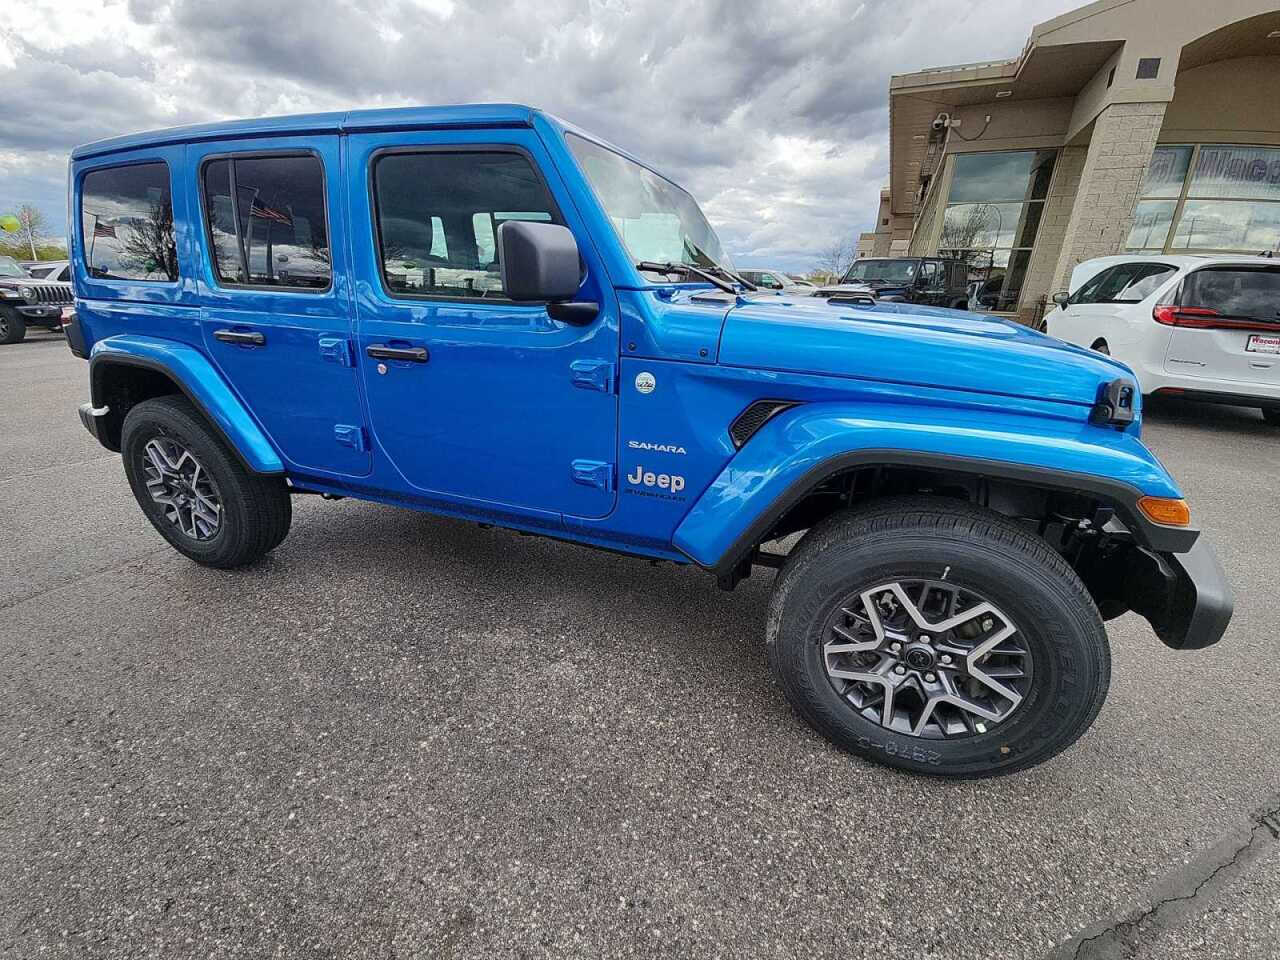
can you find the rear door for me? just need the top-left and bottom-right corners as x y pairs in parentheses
(190, 138), (370, 478)
(1164, 266), (1280, 385)
(346, 128), (619, 520)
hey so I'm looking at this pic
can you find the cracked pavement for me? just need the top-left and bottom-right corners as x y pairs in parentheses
(3, 337), (1280, 959)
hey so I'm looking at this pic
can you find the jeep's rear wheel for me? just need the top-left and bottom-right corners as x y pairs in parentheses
(122, 396), (291, 568)
(766, 497), (1110, 778)
(0, 307), (26, 345)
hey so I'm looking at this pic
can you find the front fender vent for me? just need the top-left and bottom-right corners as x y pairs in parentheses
(729, 400), (799, 449)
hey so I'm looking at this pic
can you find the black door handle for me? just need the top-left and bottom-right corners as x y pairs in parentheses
(214, 328), (266, 346)
(367, 344), (429, 363)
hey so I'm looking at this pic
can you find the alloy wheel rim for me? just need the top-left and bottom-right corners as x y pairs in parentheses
(140, 436), (222, 540)
(822, 578), (1032, 739)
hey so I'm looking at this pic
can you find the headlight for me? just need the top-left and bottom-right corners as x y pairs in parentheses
(0, 288), (14, 298)
(19, 285), (34, 299)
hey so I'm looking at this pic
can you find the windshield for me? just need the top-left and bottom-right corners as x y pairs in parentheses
(842, 259), (917, 284)
(0, 256), (28, 279)
(567, 133), (732, 273)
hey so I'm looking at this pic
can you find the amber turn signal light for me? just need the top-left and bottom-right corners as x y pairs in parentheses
(1137, 496), (1192, 527)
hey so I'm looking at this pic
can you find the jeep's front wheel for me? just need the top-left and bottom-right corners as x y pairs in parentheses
(121, 396), (291, 568)
(766, 497), (1110, 778)
(0, 307), (26, 345)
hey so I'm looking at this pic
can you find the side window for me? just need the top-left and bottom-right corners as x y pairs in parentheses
(202, 154), (330, 290)
(1073, 262), (1175, 304)
(918, 261), (940, 287)
(81, 162), (178, 282)
(372, 150), (560, 299)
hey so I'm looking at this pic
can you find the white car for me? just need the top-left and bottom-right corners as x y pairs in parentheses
(1045, 254), (1280, 425)
(22, 259), (71, 282)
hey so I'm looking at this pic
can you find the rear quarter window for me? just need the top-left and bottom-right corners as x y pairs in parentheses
(80, 162), (178, 282)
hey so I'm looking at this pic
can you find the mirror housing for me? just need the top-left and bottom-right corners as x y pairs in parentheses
(497, 220), (581, 302)
(1052, 291), (1070, 307)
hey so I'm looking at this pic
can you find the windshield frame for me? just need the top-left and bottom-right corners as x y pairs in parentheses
(564, 132), (733, 281)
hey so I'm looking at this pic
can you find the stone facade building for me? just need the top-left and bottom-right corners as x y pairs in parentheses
(880, 0), (1280, 323)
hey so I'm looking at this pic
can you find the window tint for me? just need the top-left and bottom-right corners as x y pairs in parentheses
(81, 162), (177, 282)
(918, 261), (939, 286)
(1072, 262), (1175, 304)
(1181, 268), (1280, 322)
(202, 154), (330, 289)
(373, 151), (559, 299)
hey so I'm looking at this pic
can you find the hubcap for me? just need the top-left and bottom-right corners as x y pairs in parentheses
(822, 579), (1032, 739)
(140, 437), (222, 540)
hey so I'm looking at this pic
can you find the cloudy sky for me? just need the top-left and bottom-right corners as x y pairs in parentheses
(0, 0), (1078, 272)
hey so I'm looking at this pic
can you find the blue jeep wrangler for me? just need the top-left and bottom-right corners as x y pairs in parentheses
(65, 105), (1231, 778)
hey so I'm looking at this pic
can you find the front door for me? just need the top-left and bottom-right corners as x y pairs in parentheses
(191, 137), (370, 478)
(347, 130), (619, 520)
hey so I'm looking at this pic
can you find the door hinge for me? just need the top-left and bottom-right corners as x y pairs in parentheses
(569, 358), (615, 393)
(318, 336), (355, 367)
(334, 424), (368, 452)
(570, 459), (614, 492)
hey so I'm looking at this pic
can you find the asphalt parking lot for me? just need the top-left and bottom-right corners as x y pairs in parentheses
(2, 334), (1278, 960)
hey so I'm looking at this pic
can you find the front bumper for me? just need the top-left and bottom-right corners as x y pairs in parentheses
(1130, 538), (1233, 650)
(78, 401), (109, 445)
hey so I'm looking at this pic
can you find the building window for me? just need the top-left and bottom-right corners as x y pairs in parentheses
(1136, 58), (1161, 80)
(1128, 145), (1280, 255)
(937, 149), (1057, 312)
(81, 162), (178, 282)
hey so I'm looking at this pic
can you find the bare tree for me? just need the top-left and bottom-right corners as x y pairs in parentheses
(117, 201), (179, 281)
(939, 204), (995, 252)
(816, 234), (856, 283)
(14, 204), (46, 260)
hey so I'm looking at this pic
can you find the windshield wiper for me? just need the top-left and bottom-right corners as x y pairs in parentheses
(702, 263), (758, 291)
(636, 260), (737, 294)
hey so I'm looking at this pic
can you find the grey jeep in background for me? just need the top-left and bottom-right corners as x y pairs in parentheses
(816, 257), (971, 309)
(0, 255), (72, 344)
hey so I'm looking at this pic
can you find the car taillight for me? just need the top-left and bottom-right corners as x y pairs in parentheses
(1153, 304), (1277, 331)
(1152, 305), (1219, 327)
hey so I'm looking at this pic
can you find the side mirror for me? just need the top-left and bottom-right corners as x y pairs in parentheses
(1052, 291), (1070, 307)
(497, 220), (581, 302)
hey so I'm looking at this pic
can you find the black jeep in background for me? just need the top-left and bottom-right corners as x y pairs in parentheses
(0, 255), (73, 344)
(815, 257), (971, 309)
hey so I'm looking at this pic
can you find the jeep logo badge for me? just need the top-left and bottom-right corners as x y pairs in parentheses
(634, 371), (656, 395)
(626, 464), (684, 493)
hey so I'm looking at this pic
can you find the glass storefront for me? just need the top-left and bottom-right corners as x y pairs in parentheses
(1128, 145), (1280, 254)
(936, 149), (1057, 312)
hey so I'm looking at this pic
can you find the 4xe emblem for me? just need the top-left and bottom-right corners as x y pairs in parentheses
(626, 464), (685, 493)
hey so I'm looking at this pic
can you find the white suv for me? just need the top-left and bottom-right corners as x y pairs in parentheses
(1046, 255), (1280, 425)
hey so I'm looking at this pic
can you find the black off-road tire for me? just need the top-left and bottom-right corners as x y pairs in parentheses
(766, 496), (1110, 778)
(0, 307), (26, 345)
(1262, 407), (1280, 427)
(121, 396), (291, 568)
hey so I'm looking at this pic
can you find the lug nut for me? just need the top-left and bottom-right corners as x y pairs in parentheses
(982, 618), (994, 631)
(919, 635), (931, 645)
(894, 665), (906, 675)
(890, 642), (902, 652)
(925, 672), (937, 683)
(940, 654), (953, 665)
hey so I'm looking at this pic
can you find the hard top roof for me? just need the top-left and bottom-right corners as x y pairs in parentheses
(71, 103), (548, 161)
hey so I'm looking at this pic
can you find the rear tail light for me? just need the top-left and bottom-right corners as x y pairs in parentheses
(1153, 304), (1277, 331)
(1153, 305), (1219, 327)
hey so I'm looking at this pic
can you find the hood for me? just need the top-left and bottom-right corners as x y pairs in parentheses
(717, 297), (1131, 409)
